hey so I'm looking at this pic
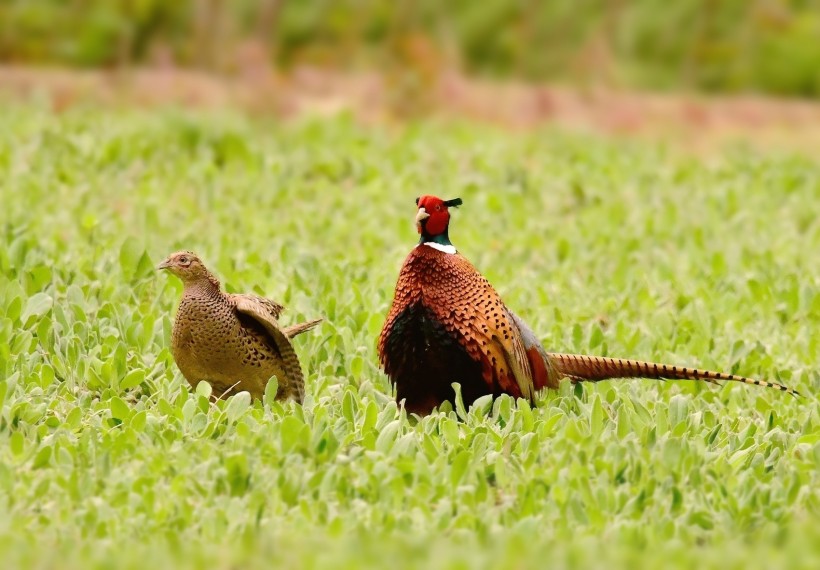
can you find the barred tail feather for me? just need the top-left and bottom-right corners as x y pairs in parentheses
(547, 353), (799, 397)
(282, 318), (323, 339)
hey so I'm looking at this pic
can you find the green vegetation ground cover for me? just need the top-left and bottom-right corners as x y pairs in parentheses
(0, 105), (819, 569)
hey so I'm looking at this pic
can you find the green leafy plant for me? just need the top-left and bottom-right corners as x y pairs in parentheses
(0, 106), (818, 568)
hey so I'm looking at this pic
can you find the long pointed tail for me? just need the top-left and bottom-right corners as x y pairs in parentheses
(282, 318), (323, 338)
(547, 353), (799, 396)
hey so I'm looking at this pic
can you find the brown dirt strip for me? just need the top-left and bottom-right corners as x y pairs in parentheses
(2, 65), (820, 152)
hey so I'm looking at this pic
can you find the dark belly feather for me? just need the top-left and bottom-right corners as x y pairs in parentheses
(383, 302), (489, 415)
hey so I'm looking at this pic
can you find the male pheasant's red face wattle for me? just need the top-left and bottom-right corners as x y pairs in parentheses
(416, 195), (461, 237)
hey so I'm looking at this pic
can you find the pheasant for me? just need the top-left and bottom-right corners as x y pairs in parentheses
(378, 195), (798, 416)
(158, 251), (322, 403)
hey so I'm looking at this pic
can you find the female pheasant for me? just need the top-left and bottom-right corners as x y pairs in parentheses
(378, 195), (798, 415)
(158, 251), (321, 403)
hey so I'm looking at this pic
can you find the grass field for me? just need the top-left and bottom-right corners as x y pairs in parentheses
(1, 105), (819, 569)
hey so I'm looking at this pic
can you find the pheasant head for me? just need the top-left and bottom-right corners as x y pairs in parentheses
(157, 251), (220, 288)
(415, 195), (462, 247)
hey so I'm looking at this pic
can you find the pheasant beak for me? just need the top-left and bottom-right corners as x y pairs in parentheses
(415, 207), (430, 226)
(415, 207), (430, 233)
(157, 259), (172, 270)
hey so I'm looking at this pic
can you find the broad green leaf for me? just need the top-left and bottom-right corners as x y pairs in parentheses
(21, 293), (53, 326)
(6, 296), (22, 323)
(263, 376), (279, 408)
(452, 382), (467, 421)
(590, 394), (604, 437)
(225, 391), (251, 423)
(32, 445), (52, 469)
(110, 397), (131, 421)
(375, 420), (401, 453)
(120, 369), (145, 391)
(10, 432), (24, 456)
(450, 450), (470, 487)
(195, 381), (213, 399)
(119, 237), (144, 275)
(280, 415), (307, 452)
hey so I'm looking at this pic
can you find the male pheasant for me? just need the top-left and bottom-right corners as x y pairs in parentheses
(158, 251), (322, 403)
(378, 195), (798, 416)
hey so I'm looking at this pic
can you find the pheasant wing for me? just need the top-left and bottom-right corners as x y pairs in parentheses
(230, 293), (285, 319)
(508, 311), (561, 391)
(232, 296), (305, 390)
(478, 307), (535, 401)
(427, 254), (536, 401)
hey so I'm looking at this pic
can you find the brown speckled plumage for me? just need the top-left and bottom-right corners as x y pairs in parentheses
(378, 195), (798, 416)
(159, 251), (321, 402)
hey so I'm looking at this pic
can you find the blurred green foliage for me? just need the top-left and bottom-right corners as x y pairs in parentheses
(1, 0), (819, 97)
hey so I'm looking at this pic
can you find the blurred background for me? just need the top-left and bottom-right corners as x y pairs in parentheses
(1, 0), (819, 141)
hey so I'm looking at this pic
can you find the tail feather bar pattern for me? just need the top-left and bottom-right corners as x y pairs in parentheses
(547, 353), (800, 397)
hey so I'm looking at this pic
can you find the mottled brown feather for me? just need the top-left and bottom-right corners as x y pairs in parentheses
(229, 293), (285, 320)
(232, 296), (306, 402)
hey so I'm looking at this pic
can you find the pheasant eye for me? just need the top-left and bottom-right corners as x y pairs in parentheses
(179, 256), (190, 265)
